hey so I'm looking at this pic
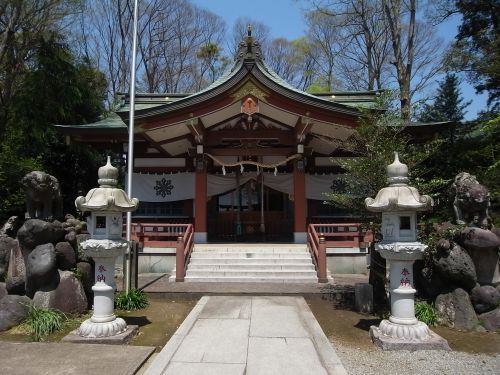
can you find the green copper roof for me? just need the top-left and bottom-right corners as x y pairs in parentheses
(56, 30), (380, 130)
(54, 112), (127, 130)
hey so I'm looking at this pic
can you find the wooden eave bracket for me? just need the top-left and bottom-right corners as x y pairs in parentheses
(295, 116), (313, 143)
(187, 118), (205, 144)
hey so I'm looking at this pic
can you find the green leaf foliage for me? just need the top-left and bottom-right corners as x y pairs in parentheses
(0, 32), (107, 220)
(115, 289), (149, 311)
(25, 304), (66, 342)
(453, 0), (500, 109)
(324, 92), (443, 222)
(415, 302), (438, 326)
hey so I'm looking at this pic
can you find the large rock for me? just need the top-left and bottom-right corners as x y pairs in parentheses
(17, 219), (66, 259)
(25, 243), (59, 298)
(0, 295), (31, 331)
(32, 270), (87, 314)
(457, 227), (500, 252)
(0, 237), (16, 281)
(470, 285), (500, 314)
(419, 266), (448, 298)
(6, 243), (26, 295)
(76, 261), (94, 309)
(434, 244), (477, 291)
(435, 288), (479, 330)
(54, 242), (77, 271)
(478, 308), (500, 332)
(456, 227), (500, 285)
(0, 282), (6, 299)
(64, 230), (77, 250)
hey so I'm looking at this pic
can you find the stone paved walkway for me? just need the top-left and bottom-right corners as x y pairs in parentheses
(0, 342), (154, 375)
(144, 296), (347, 375)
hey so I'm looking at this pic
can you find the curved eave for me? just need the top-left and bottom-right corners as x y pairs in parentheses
(53, 124), (127, 135)
(129, 61), (247, 120)
(251, 60), (361, 116)
(124, 58), (362, 121)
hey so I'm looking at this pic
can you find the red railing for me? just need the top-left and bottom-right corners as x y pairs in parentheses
(175, 225), (194, 282)
(307, 223), (373, 283)
(309, 223), (373, 248)
(307, 224), (328, 283)
(128, 222), (194, 282)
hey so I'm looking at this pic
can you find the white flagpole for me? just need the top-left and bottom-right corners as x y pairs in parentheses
(125, 0), (139, 294)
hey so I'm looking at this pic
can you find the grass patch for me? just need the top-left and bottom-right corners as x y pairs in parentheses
(415, 302), (438, 326)
(25, 305), (66, 341)
(115, 288), (149, 311)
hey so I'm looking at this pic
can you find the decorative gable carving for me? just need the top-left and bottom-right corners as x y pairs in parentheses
(230, 80), (268, 101)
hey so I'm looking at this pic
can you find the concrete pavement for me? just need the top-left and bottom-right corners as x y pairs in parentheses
(144, 296), (348, 375)
(117, 272), (368, 295)
(0, 342), (154, 375)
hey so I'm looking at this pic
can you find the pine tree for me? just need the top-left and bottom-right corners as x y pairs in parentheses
(419, 73), (471, 123)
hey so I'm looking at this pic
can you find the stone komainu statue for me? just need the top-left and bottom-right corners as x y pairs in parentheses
(21, 171), (63, 220)
(451, 172), (491, 227)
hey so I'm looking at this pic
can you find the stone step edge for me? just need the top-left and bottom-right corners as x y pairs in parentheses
(183, 277), (319, 283)
(187, 263), (315, 267)
(185, 271), (318, 276)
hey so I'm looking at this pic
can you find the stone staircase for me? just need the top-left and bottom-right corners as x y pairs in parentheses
(182, 244), (319, 283)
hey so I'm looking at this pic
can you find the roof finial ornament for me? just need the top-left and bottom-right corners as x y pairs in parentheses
(246, 24), (253, 54)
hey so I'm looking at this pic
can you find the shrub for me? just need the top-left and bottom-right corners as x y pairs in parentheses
(25, 304), (65, 341)
(70, 267), (82, 281)
(415, 302), (438, 326)
(115, 288), (148, 310)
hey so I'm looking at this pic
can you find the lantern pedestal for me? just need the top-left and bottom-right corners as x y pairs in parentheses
(365, 153), (450, 351)
(368, 241), (450, 351)
(77, 239), (129, 338)
(62, 157), (139, 344)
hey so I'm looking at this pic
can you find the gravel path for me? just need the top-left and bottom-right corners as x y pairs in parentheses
(332, 341), (500, 375)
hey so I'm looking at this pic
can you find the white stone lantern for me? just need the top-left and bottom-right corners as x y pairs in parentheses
(75, 156), (139, 338)
(365, 152), (449, 350)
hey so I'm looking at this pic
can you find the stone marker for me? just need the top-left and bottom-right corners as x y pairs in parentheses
(354, 283), (373, 313)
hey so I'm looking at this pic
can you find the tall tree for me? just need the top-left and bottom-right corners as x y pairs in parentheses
(382, 0), (415, 118)
(196, 42), (229, 89)
(307, 0), (444, 117)
(454, 0), (500, 109)
(307, 1), (391, 91)
(0, 34), (106, 218)
(77, 0), (226, 103)
(419, 73), (471, 124)
(0, 0), (81, 139)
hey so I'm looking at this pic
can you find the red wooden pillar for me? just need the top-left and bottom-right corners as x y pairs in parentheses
(293, 165), (307, 243)
(194, 169), (207, 243)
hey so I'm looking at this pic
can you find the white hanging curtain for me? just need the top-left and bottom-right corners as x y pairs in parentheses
(260, 172), (294, 196)
(306, 174), (342, 201)
(208, 172), (294, 197)
(128, 172), (339, 202)
(207, 173), (253, 196)
(129, 172), (195, 202)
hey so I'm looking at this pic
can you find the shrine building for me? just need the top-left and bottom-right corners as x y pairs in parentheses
(58, 30), (380, 240)
(56, 29), (392, 280)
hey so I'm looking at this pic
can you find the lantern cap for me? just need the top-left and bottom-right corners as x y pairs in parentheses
(75, 157), (139, 213)
(365, 152), (433, 212)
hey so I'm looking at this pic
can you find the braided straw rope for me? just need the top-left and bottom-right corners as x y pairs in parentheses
(204, 153), (301, 169)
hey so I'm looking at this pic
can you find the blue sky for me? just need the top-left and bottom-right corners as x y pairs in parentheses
(192, 0), (488, 119)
